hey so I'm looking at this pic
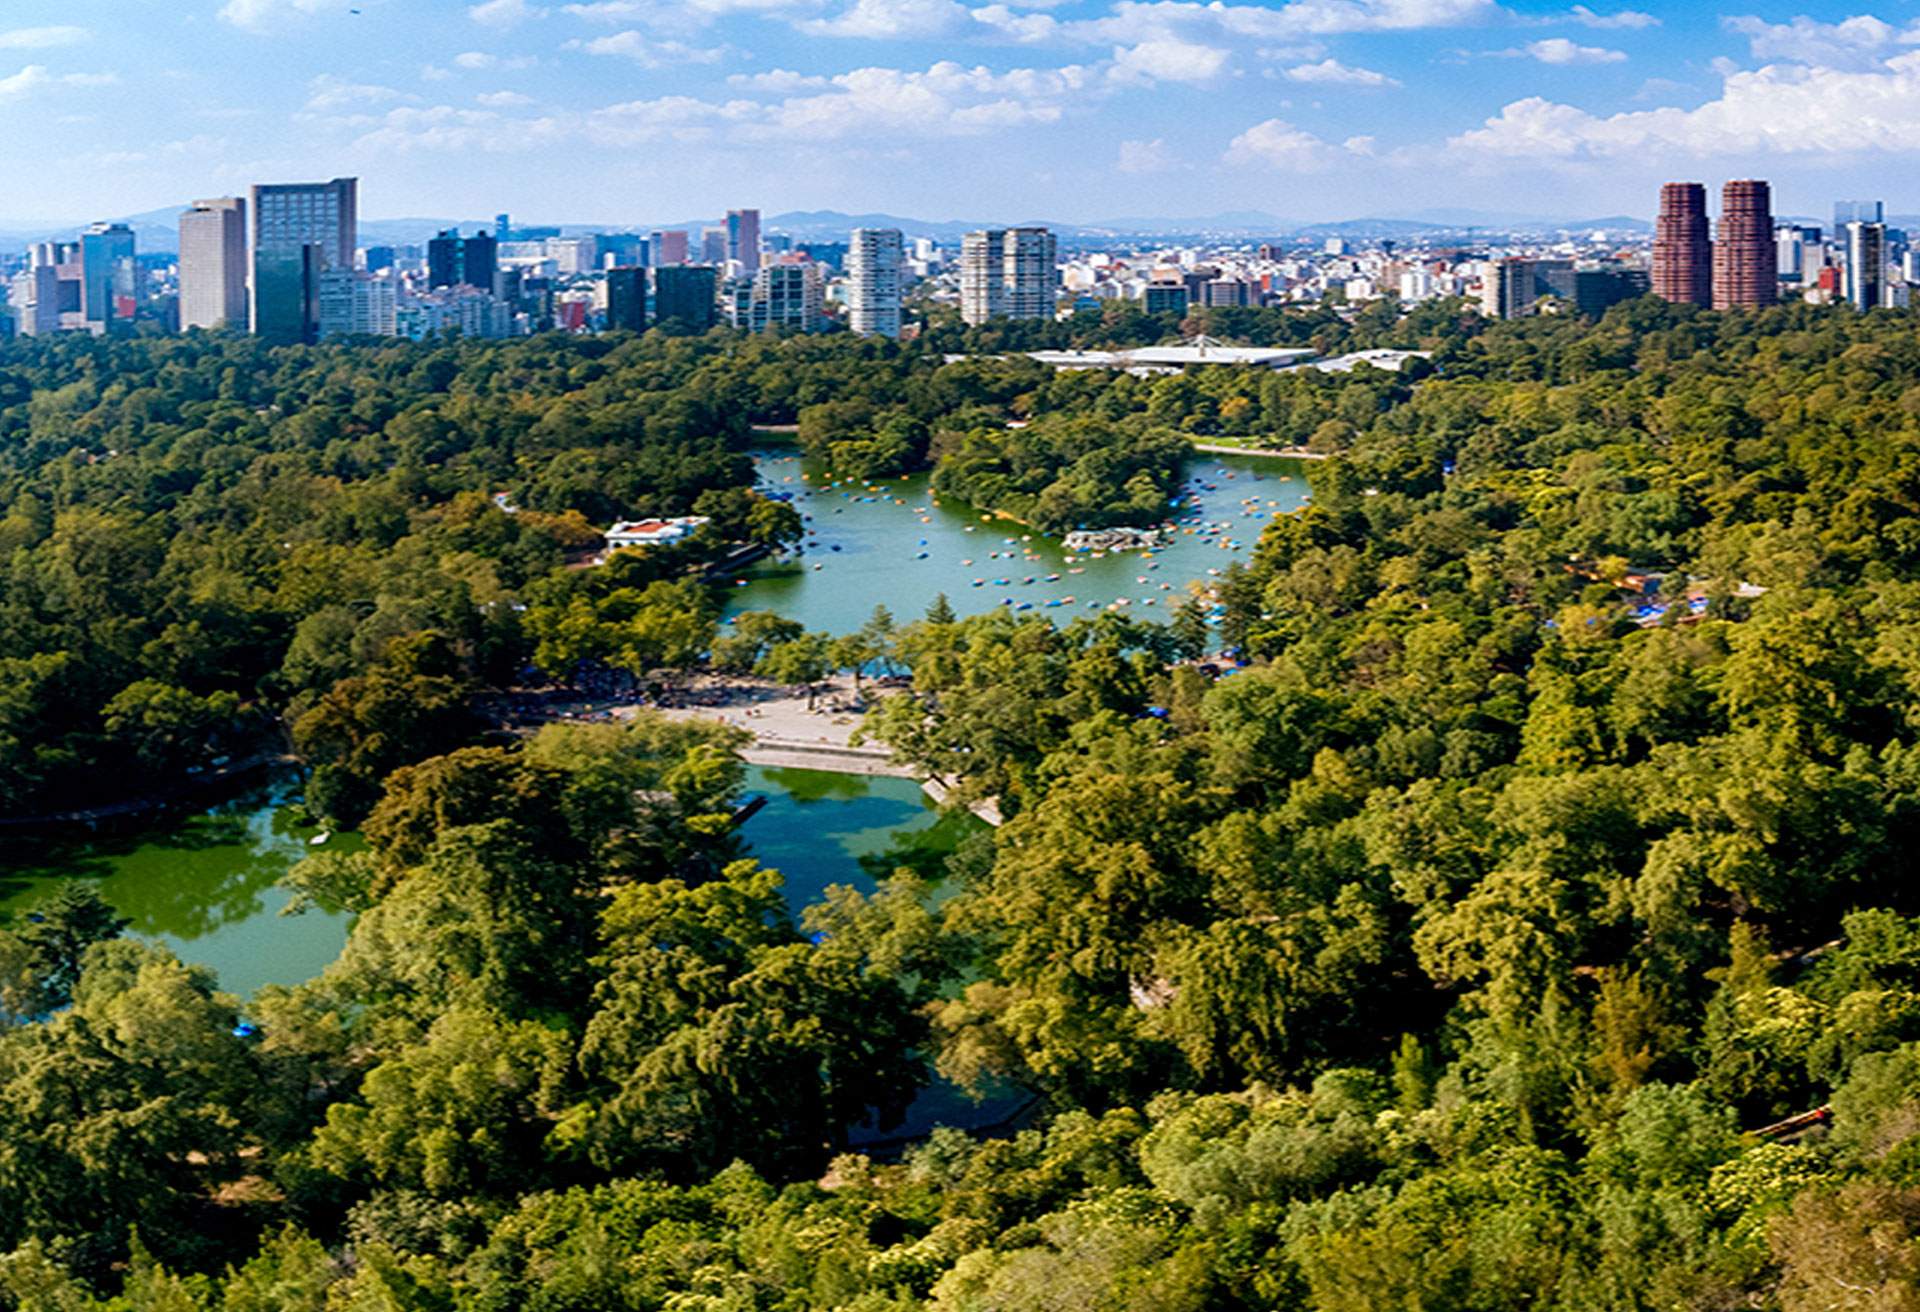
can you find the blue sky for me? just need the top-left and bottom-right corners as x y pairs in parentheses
(2, 1), (1919, 224)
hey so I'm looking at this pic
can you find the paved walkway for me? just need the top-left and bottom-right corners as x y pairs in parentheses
(644, 675), (1002, 825)
(1190, 442), (1327, 460)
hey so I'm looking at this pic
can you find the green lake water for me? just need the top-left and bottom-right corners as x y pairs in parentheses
(0, 766), (974, 1000)
(0, 773), (355, 999)
(726, 448), (1311, 634)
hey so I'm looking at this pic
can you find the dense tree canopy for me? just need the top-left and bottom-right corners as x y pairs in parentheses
(12, 300), (1920, 1308)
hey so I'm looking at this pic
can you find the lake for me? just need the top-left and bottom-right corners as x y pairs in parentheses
(0, 446), (1303, 1008)
(726, 448), (1311, 634)
(0, 765), (972, 999)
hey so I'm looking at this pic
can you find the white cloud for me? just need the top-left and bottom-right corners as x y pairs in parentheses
(726, 67), (831, 89)
(1116, 136), (1175, 171)
(0, 64), (115, 101)
(469, 0), (542, 28)
(564, 0), (815, 17)
(0, 64), (48, 100)
(1450, 50), (1920, 158)
(477, 89), (536, 105)
(1224, 116), (1337, 169)
(971, 3), (1060, 41)
(1524, 37), (1625, 64)
(218, 0), (336, 32)
(561, 0), (653, 15)
(970, 0), (1496, 62)
(1723, 15), (1917, 69)
(350, 104), (522, 152)
(1109, 36), (1230, 82)
(338, 58), (1091, 152)
(570, 30), (729, 64)
(760, 60), (1083, 133)
(305, 74), (416, 111)
(1568, 5), (1655, 29)
(800, 0), (968, 38)
(0, 26), (90, 50)
(1283, 56), (1397, 85)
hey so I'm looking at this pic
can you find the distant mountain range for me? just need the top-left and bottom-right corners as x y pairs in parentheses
(0, 205), (1656, 256)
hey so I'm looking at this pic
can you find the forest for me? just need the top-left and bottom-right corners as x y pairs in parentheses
(6, 298), (1920, 1309)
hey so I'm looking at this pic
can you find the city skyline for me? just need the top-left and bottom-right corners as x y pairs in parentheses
(9, 4), (1920, 223)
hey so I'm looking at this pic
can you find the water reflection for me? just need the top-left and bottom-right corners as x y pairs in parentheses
(0, 775), (355, 997)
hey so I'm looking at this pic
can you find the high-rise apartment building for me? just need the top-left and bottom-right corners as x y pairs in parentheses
(250, 177), (357, 344)
(316, 270), (397, 339)
(427, 228), (499, 292)
(1713, 179), (1777, 309)
(749, 261), (824, 333)
(652, 265), (718, 332)
(179, 198), (249, 331)
(727, 209), (762, 274)
(846, 227), (904, 338)
(700, 227), (728, 267)
(959, 227), (1057, 325)
(606, 266), (648, 332)
(1652, 182), (1713, 306)
(1845, 221), (1887, 310)
(1480, 257), (1574, 319)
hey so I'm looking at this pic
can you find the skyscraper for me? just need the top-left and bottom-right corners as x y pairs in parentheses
(726, 208), (761, 274)
(1712, 179), (1777, 309)
(179, 198), (249, 331)
(700, 227), (728, 266)
(606, 266), (648, 333)
(79, 222), (136, 330)
(1776, 224), (1822, 285)
(846, 227), (904, 338)
(652, 265), (718, 332)
(959, 227), (1057, 325)
(250, 177), (357, 344)
(1835, 199), (1883, 230)
(427, 228), (499, 291)
(650, 230), (689, 265)
(1845, 220), (1887, 310)
(1652, 182), (1712, 307)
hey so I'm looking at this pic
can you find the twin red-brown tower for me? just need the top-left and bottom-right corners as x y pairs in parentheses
(1653, 179), (1777, 309)
(1653, 182), (1712, 306)
(1712, 179), (1777, 309)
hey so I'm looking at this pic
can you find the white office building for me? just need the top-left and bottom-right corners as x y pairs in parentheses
(179, 198), (249, 331)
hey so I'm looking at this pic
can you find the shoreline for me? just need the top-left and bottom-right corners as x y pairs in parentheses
(644, 674), (1005, 826)
(1189, 442), (1328, 460)
(0, 752), (299, 834)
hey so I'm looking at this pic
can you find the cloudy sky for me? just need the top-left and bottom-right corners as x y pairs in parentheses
(1, 1), (1918, 224)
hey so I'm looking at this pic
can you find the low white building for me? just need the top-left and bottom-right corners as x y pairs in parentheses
(1027, 336), (1318, 375)
(605, 516), (711, 549)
